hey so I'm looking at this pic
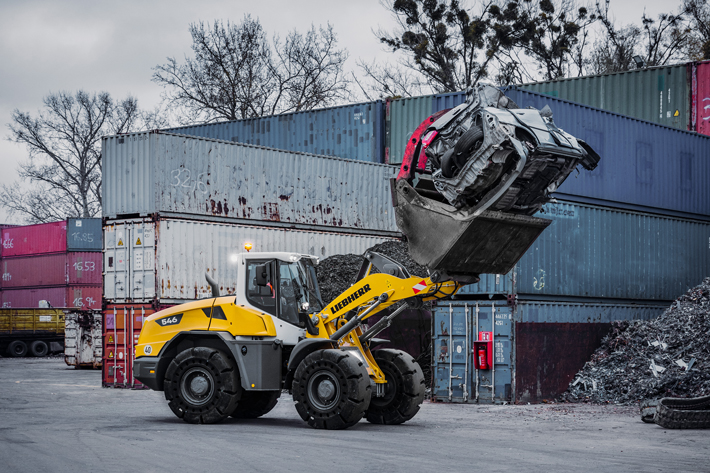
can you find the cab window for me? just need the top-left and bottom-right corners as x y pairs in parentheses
(245, 260), (276, 316)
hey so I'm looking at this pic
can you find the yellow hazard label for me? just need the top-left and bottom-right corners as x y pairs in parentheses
(107, 335), (114, 343)
(136, 237), (142, 245)
(674, 110), (679, 117)
(117, 239), (123, 246)
(108, 350), (114, 359)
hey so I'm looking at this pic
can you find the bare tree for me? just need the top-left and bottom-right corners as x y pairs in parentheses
(640, 9), (691, 67)
(153, 17), (349, 124)
(4, 91), (141, 223)
(353, 59), (431, 100)
(683, 0), (710, 59)
(589, 0), (641, 74)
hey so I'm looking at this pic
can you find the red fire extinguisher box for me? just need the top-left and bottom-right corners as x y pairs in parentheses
(473, 331), (493, 369)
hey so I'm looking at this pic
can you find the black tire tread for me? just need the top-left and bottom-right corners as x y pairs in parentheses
(365, 349), (425, 425)
(654, 395), (710, 429)
(30, 340), (49, 357)
(7, 340), (28, 357)
(292, 349), (371, 430)
(164, 347), (240, 424)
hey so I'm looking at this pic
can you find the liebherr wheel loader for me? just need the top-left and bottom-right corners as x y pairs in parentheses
(134, 83), (600, 429)
(134, 251), (461, 428)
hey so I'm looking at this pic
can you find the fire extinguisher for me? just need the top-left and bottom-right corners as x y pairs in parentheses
(478, 346), (488, 370)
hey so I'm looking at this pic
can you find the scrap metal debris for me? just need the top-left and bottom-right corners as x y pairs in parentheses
(560, 278), (710, 404)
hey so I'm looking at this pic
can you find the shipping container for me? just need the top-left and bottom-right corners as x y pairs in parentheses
(431, 300), (666, 403)
(2, 286), (101, 309)
(165, 101), (386, 163)
(1, 221), (67, 257)
(0, 308), (65, 356)
(102, 132), (399, 235)
(386, 95), (434, 164)
(455, 200), (710, 301)
(103, 304), (156, 388)
(0, 252), (102, 288)
(103, 217), (396, 303)
(519, 64), (691, 130)
(64, 311), (102, 368)
(66, 218), (102, 252)
(693, 61), (710, 136)
(430, 87), (710, 217)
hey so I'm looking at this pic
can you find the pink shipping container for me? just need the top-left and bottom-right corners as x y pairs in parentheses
(67, 253), (102, 285)
(694, 61), (710, 137)
(2, 221), (67, 257)
(0, 252), (102, 288)
(2, 285), (101, 309)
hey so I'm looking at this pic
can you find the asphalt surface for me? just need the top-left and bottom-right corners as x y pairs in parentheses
(0, 358), (707, 473)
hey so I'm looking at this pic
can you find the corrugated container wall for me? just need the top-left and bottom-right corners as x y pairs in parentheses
(694, 61), (710, 136)
(1, 252), (102, 288)
(431, 300), (666, 403)
(456, 201), (710, 301)
(387, 95), (433, 164)
(102, 132), (398, 235)
(66, 218), (102, 251)
(519, 64), (691, 130)
(2, 221), (67, 257)
(164, 101), (385, 163)
(432, 87), (710, 217)
(516, 201), (710, 300)
(103, 217), (396, 303)
(2, 286), (100, 309)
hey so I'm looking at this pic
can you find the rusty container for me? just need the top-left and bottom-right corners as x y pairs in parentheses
(102, 304), (155, 389)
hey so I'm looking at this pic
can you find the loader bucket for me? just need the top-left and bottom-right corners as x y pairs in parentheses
(392, 179), (551, 281)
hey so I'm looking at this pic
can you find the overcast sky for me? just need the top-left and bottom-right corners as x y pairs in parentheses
(0, 0), (684, 224)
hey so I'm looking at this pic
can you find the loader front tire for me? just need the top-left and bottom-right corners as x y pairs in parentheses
(229, 391), (280, 419)
(366, 349), (425, 425)
(292, 349), (371, 429)
(164, 347), (240, 424)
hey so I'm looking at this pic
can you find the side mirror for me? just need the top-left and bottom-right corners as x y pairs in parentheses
(255, 264), (271, 287)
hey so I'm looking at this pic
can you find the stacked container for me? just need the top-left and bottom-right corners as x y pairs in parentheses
(101, 131), (399, 387)
(416, 88), (710, 403)
(0, 219), (102, 309)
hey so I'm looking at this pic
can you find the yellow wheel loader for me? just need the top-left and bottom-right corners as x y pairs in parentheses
(134, 251), (462, 428)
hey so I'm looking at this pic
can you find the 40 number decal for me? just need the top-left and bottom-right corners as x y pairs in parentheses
(156, 314), (183, 327)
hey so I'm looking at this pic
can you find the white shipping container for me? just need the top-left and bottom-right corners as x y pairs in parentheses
(64, 311), (102, 368)
(104, 217), (396, 303)
(102, 132), (398, 234)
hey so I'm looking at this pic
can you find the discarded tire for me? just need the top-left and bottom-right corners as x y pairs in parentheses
(293, 349), (371, 429)
(366, 349), (425, 425)
(7, 340), (28, 357)
(164, 347), (241, 424)
(654, 395), (710, 429)
(30, 340), (49, 357)
(640, 399), (658, 424)
(230, 391), (280, 419)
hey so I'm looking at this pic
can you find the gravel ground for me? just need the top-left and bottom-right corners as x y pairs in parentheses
(0, 358), (707, 473)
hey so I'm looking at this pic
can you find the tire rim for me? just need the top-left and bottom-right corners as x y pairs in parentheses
(180, 366), (216, 407)
(12, 344), (25, 356)
(307, 369), (341, 411)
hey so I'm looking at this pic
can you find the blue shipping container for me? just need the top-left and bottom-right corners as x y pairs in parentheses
(165, 101), (386, 163)
(456, 200), (710, 301)
(431, 300), (665, 403)
(432, 87), (710, 217)
(66, 218), (102, 252)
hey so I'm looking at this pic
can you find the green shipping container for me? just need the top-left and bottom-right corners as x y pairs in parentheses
(386, 95), (434, 164)
(520, 64), (691, 131)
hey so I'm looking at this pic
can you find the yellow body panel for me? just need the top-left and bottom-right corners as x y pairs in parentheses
(136, 299), (216, 357)
(208, 296), (277, 337)
(0, 309), (65, 335)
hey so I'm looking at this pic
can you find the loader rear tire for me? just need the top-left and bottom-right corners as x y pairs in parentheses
(229, 391), (280, 419)
(292, 349), (371, 430)
(366, 349), (425, 425)
(164, 347), (240, 424)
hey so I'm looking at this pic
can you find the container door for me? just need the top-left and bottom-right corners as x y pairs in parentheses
(432, 304), (472, 402)
(474, 302), (512, 402)
(104, 224), (129, 301)
(130, 223), (155, 301)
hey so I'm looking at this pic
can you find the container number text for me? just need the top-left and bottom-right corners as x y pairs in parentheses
(171, 168), (208, 194)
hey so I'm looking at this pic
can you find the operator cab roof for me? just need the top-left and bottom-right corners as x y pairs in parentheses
(236, 252), (319, 265)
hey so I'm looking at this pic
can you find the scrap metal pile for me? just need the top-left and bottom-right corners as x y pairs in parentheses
(560, 278), (710, 404)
